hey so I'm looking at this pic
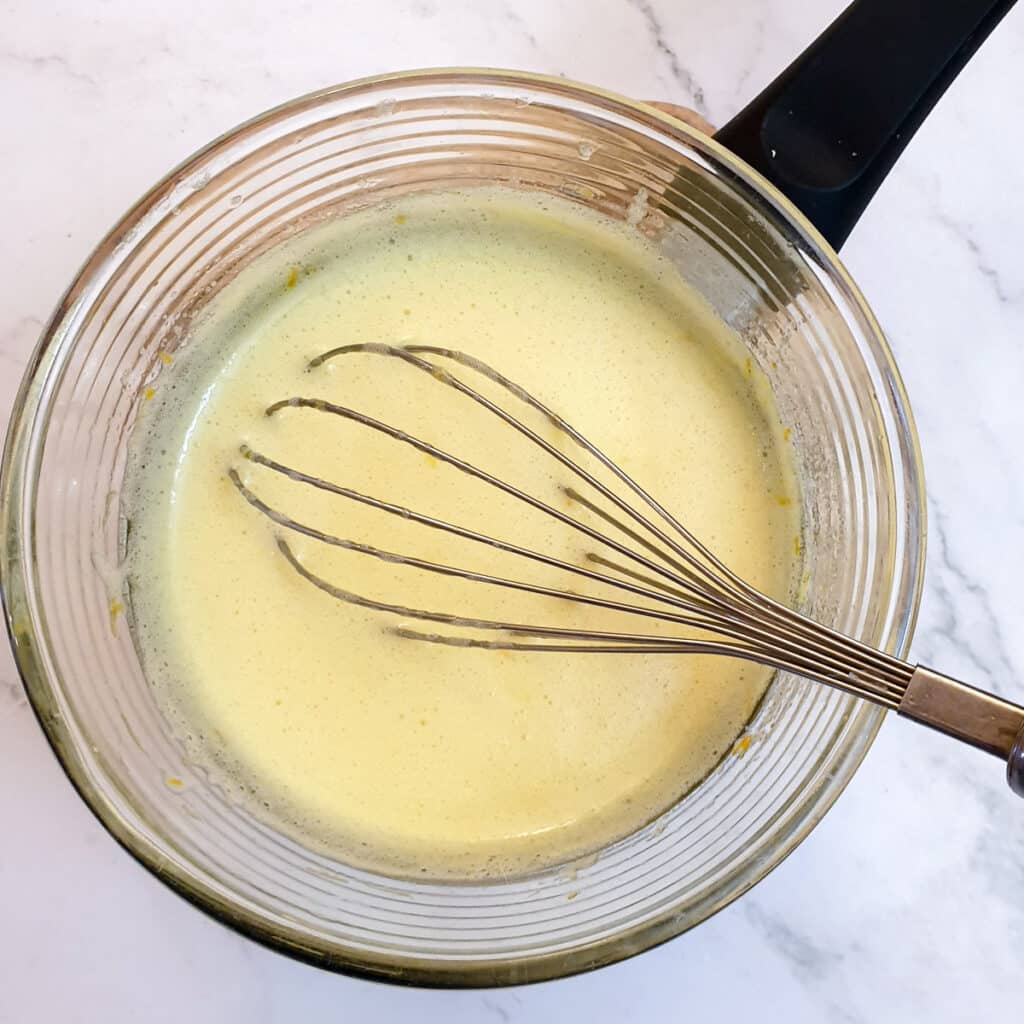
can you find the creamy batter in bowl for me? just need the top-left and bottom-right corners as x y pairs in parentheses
(128, 187), (804, 881)
(0, 70), (925, 984)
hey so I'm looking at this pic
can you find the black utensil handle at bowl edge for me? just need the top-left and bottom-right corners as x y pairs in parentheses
(713, 0), (1017, 251)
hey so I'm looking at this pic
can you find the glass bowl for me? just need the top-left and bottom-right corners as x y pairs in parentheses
(0, 69), (925, 985)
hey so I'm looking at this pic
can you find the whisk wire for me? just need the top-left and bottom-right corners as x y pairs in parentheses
(235, 345), (914, 705)
(312, 344), (912, 691)
(232, 468), (752, 635)
(274, 537), (901, 704)
(229, 343), (1024, 791)
(237, 461), (906, 699)
(260, 396), (722, 607)
(312, 343), (748, 603)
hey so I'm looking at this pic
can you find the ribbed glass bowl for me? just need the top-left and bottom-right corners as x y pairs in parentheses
(0, 70), (925, 985)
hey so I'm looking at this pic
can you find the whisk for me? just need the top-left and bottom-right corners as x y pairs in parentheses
(230, 343), (1024, 797)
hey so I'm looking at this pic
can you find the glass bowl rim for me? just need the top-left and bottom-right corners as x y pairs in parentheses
(0, 67), (927, 986)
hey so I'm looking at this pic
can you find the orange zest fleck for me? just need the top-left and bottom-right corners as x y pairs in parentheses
(166, 776), (184, 788)
(395, 213), (407, 225)
(143, 387), (155, 401)
(108, 598), (125, 634)
(285, 266), (298, 289)
(732, 734), (752, 757)
(775, 495), (792, 507)
(158, 351), (173, 365)
(782, 427), (792, 442)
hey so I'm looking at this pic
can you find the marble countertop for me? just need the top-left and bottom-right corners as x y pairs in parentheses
(3, 1), (1024, 1020)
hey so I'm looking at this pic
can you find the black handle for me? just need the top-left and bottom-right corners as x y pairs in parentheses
(714, 0), (1016, 250)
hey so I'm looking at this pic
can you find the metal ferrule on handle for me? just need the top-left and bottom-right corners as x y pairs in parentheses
(900, 667), (1024, 796)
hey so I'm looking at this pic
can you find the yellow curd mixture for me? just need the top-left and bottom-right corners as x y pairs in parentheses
(124, 189), (799, 878)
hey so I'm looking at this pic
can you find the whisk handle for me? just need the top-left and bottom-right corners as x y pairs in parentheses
(900, 666), (1024, 796)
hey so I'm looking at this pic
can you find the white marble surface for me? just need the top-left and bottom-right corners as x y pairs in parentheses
(3, 1), (1024, 1020)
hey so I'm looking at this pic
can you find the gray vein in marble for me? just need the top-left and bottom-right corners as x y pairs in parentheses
(624, 0), (707, 114)
(932, 211), (1023, 306)
(744, 901), (842, 979)
(209, 915), (274, 1024)
(915, 502), (1016, 697)
(480, 995), (512, 1022)
(1, 675), (27, 720)
(0, 345), (23, 370)
(732, 15), (767, 102)
(1, 314), (43, 342)
(500, 3), (539, 50)
(969, 797), (1024, 899)
(744, 903), (863, 1024)
(974, 415), (1024, 511)
(0, 47), (96, 87)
